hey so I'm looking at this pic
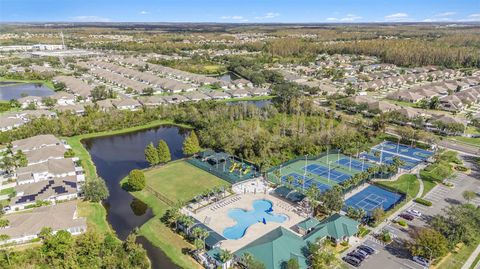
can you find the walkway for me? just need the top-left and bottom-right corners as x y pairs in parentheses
(462, 244), (480, 269)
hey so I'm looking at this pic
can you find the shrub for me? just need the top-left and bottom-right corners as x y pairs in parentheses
(455, 165), (467, 172)
(397, 219), (407, 227)
(128, 169), (146, 191)
(414, 198), (432, 206)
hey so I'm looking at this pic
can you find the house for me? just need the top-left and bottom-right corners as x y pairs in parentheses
(15, 158), (78, 185)
(184, 91), (211, 102)
(111, 98), (142, 111)
(395, 107), (422, 119)
(228, 89), (251, 98)
(248, 87), (271, 96)
(234, 214), (359, 269)
(206, 91), (231, 100)
(8, 176), (79, 212)
(12, 135), (62, 152)
(0, 201), (86, 245)
(161, 94), (189, 104)
(24, 144), (67, 165)
(387, 91), (424, 103)
(54, 104), (86, 115)
(367, 101), (399, 113)
(51, 92), (76, 106)
(17, 96), (43, 109)
(440, 95), (464, 112)
(95, 99), (115, 111)
(138, 95), (164, 107)
(0, 116), (25, 131)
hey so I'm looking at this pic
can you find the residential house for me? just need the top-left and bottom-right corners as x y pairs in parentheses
(51, 92), (76, 106)
(17, 96), (43, 109)
(0, 201), (86, 245)
(206, 91), (231, 100)
(111, 98), (142, 111)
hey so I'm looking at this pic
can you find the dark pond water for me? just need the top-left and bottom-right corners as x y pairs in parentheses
(216, 71), (241, 83)
(226, 99), (272, 108)
(82, 125), (188, 269)
(0, 82), (54, 100)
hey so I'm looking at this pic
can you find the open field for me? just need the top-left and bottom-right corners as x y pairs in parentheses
(376, 174), (420, 200)
(122, 160), (228, 268)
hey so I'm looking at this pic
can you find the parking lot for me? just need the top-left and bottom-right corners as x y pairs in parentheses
(345, 154), (480, 269)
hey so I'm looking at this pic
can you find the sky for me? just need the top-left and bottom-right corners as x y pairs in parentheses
(0, 0), (479, 23)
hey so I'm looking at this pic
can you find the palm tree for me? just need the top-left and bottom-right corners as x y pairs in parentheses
(191, 227), (209, 249)
(298, 178), (305, 192)
(165, 207), (181, 230)
(392, 156), (406, 172)
(179, 215), (195, 234)
(242, 252), (254, 267)
(286, 176), (294, 189)
(219, 249), (233, 264)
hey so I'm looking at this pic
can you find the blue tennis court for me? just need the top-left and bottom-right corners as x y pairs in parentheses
(344, 185), (403, 215)
(303, 163), (351, 183)
(336, 158), (372, 171)
(360, 150), (419, 170)
(374, 141), (433, 161)
(281, 173), (331, 193)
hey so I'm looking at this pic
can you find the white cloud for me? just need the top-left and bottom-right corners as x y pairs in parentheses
(220, 15), (244, 20)
(70, 16), (111, 22)
(340, 14), (362, 22)
(469, 13), (480, 18)
(255, 12), (280, 19)
(434, 12), (456, 17)
(384, 12), (409, 21)
(326, 17), (338, 21)
(139, 11), (149, 15)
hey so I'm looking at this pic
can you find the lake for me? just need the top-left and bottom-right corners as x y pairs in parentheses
(0, 82), (54, 100)
(216, 71), (241, 83)
(82, 125), (188, 269)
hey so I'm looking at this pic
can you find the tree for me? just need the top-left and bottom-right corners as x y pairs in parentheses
(41, 230), (76, 267)
(15, 150), (28, 167)
(346, 206), (366, 221)
(240, 252), (267, 269)
(371, 207), (385, 223)
(144, 142), (159, 166)
(0, 219), (9, 228)
(83, 177), (109, 202)
(157, 140), (171, 164)
(191, 227), (209, 250)
(285, 258), (300, 269)
(42, 97), (57, 108)
(218, 249), (233, 263)
(53, 81), (66, 91)
(408, 228), (449, 261)
(141, 87), (154, 96)
(462, 191), (476, 204)
(127, 169), (146, 191)
(319, 187), (344, 214)
(182, 131), (201, 156)
(123, 233), (149, 268)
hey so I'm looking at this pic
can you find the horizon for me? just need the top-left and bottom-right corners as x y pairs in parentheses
(1, 0), (479, 23)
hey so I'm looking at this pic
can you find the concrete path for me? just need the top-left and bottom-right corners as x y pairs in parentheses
(462, 243), (480, 269)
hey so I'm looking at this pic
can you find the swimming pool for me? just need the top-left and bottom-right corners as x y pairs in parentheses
(223, 199), (287, 240)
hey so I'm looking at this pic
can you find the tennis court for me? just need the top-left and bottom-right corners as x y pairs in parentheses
(360, 149), (420, 170)
(281, 173), (331, 192)
(374, 141), (433, 161)
(344, 185), (403, 215)
(336, 158), (372, 172)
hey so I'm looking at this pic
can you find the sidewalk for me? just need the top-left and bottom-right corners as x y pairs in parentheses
(461, 243), (480, 269)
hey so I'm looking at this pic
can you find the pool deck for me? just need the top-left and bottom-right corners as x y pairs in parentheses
(190, 192), (305, 252)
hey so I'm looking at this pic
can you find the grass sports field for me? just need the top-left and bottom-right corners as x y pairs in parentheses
(267, 153), (374, 192)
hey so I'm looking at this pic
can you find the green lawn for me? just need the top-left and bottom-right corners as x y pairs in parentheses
(448, 136), (480, 147)
(77, 201), (111, 235)
(0, 187), (15, 196)
(123, 160), (228, 269)
(437, 242), (479, 269)
(217, 95), (274, 103)
(376, 174), (420, 200)
(469, 251), (480, 269)
(421, 178), (437, 197)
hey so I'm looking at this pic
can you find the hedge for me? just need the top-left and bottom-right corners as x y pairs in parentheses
(414, 198), (433, 206)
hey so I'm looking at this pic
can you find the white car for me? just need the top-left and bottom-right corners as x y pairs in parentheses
(407, 209), (422, 217)
(412, 256), (430, 267)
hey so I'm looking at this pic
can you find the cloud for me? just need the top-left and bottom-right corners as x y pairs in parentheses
(384, 12), (409, 21)
(70, 16), (111, 22)
(340, 14), (362, 22)
(469, 13), (480, 18)
(139, 11), (149, 15)
(255, 12), (280, 19)
(434, 12), (456, 17)
(326, 17), (338, 21)
(220, 15), (244, 20)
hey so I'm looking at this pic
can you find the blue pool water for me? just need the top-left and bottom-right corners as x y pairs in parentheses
(223, 199), (287, 240)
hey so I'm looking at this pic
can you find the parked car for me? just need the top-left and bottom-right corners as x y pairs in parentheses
(412, 256), (430, 267)
(348, 251), (366, 261)
(358, 245), (377, 255)
(399, 213), (415, 221)
(354, 249), (370, 259)
(343, 256), (362, 267)
(407, 209), (422, 217)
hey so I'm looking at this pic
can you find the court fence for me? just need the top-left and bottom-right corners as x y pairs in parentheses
(187, 157), (260, 184)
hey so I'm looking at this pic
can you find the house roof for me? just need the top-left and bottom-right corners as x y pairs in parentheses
(12, 135), (61, 152)
(296, 217), (320, 231)
(24, 144), (66, 164)
(12, 176), (77, 206)
(304, 213), (360, 242)
(235, 227), (309, 269)
(1, 201), (86, 239)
